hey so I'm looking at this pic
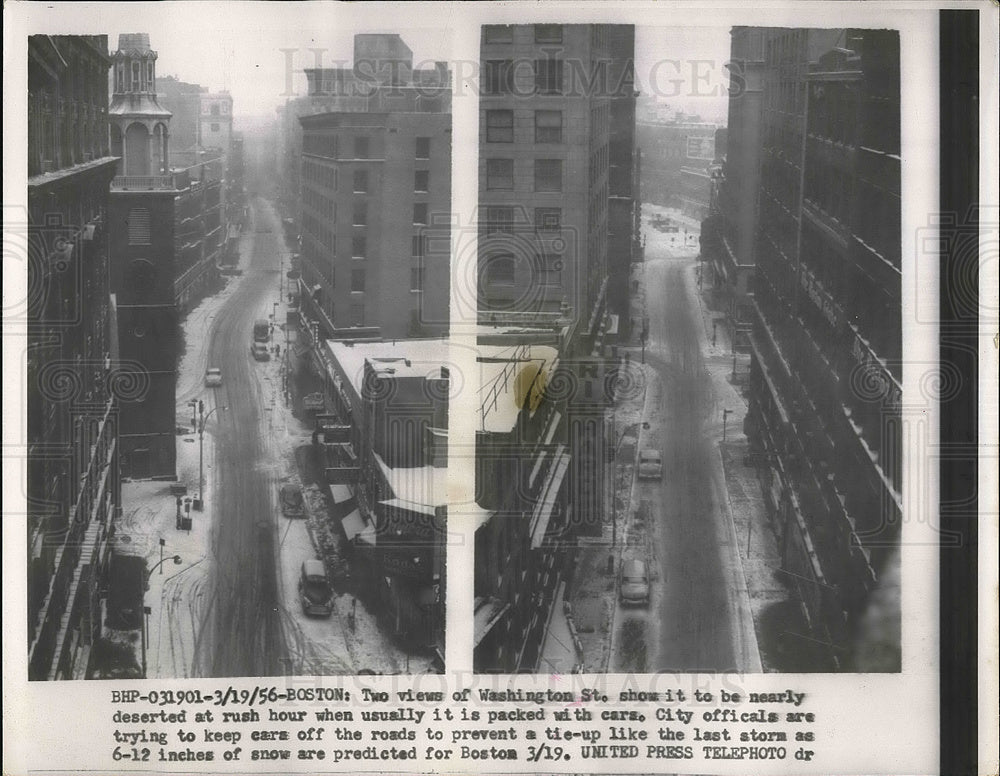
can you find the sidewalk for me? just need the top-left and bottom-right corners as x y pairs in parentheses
(690, 261), (803, 673)
(538, 582), (582, 675)
(566, 259), (651, 673)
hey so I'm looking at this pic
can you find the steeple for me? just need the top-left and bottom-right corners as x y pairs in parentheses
(109, 33), (172, 176)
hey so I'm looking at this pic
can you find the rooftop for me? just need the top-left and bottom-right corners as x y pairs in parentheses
(326, 338), (451, 397)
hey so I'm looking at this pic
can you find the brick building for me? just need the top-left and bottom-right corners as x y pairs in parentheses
(478, 23), (635, 352)
(298, 108), (451, 339)
(287, 34), (451, 341)
(108, 33), (227, 478)
(26, 34), (122, 680)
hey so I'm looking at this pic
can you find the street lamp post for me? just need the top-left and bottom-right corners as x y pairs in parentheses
(197, 402), (226, 510)
(142, 553), (181, 677)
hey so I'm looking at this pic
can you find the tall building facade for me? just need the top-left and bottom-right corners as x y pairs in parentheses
(606, 24), (640, 341)
(473, 25), (635, 673)
(479, 23), (631, 351)
(289, 34), (452, 341)
(26, 35), (122, 680)
(703, 27), (767, 348)
(745, 29), (901, 667)
(298, 109), (451, 339)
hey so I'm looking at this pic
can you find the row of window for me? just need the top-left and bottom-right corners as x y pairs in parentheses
(302, 134), (432, 160)
(114, 59), (154, 94)
(306, 255), (426, 295)
(481, 205), (562, 234)
(485, 158), (562, 191)
(482, 59), (564, 96)
(484, 109), (563, 143)
(808, 81), (859, 147)
(304, 220), (431, 262)
(304, 164), (429, 197)
(483, 24), (563, 45)
(481, 253), (563, 287)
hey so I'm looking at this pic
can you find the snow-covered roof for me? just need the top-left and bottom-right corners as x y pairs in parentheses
(476, 342), (559, 435)
(326, 338), (451, 397)
(373, 452), (448, 508)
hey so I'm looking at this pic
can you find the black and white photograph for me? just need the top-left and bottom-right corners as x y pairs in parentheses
(472, 23), (903, 675)
(21, 23), (451, 680)
(2, 3), (994, 776)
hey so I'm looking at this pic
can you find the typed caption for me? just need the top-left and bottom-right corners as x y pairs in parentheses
(108, 682), (818, 769)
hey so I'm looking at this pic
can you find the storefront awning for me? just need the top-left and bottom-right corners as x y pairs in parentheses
(342, 509), (367, 542)
(473, 599), (511, 648)
(530, 450), (570, 549)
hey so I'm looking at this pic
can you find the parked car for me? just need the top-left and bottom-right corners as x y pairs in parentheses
(253, 318), (270, 342)
(303, 392), (325, 412)
(619, 559), (650, 606)
(279, 484), (305, 518)
(204, 367), (223, 388)
(298, 559), (333, 617)
(637, 449), (663, 480)
(250, 342), (271, 361)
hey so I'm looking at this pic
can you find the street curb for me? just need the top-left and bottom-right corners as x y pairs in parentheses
(604, 257), (653, 672)
(714, 439), (764, 673)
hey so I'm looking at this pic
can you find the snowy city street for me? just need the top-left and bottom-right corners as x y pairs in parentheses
(608, 206), (761, 674)
(120, 194), (434, 678)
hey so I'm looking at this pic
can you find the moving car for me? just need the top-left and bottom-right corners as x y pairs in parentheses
(204, 367), (223, 387)
(298, 559), (333, 617)
(619, 559), (650, 606)
(279, 484), (305, 518)
(637, 449), (663, 480)
(250, 342), (271, 361)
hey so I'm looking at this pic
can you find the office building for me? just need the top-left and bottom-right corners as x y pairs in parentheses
(746, 29), (901, 667)
(26, 34), (122, 680)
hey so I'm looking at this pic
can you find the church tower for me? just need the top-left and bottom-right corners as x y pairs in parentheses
(109, 33), (172, 176)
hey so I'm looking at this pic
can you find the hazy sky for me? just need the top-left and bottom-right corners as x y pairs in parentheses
(103, 20), (731, 124)
(19, 3), (732, 126)
(635, 26), (732, 123)
(107, 23), (454, 120)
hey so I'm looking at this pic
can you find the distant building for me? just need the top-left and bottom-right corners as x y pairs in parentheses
(744, 29), (902, 668)
(155, 75), (204, 155)
(26, 34), (122, 681)
(637, 117), (718, 219)
(200, 91), (233, 156)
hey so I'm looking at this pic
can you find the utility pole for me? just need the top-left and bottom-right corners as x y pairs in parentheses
(197, 400), (204, 509)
